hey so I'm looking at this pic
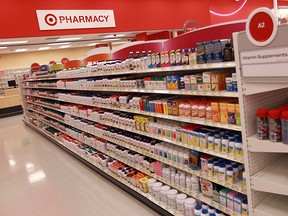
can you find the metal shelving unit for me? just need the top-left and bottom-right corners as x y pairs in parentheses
(234, 24), (288, 216)
(21, 60), (243, 216)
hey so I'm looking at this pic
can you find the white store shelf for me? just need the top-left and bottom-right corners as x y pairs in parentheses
(23, 86), (238, 97)
(251, 156), (288, 196)
(254, 194), (288, 216)
(248, 134), (288, 153)
(24, 62), (236, 82)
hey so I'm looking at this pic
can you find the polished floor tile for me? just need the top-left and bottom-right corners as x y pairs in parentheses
(0, 115), (159, 216)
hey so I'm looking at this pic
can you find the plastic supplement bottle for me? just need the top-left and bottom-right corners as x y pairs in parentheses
(226, 167), (234, 183)
(218, 163), (226, 181)
(206, 102), (212, 120)
(221, 135), (229, 154)
(207, 159), (214, 176)
(191, 175), (200, 193)
(160, 185), (171, 204)
(176, 193), (188, 214)
(175, 173), (180, 186)
(167, 189), (178, 209)
(242, 199), (248, 216)
(215, 209), (224, 216)
(201, 203), (209, 210)
(184, 197), (197, 216)
(148, 179), (156, 194)
(213, 163), (219, 179)
(153, 182), (163, 199)
(194, 205), (202, 216)
(201, 209), (209, 216)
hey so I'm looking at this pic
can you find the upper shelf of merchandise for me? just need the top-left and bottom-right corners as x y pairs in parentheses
(24, 62), (236, 82)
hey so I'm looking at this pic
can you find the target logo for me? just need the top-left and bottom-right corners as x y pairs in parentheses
(45, 14), (57, 26)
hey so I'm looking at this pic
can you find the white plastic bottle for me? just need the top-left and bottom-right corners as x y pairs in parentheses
(184, 197), (197, 216)
(214, 134), (222, 152)
(228, 138), (235, 156)
(208, 206), (216, 214)
(153, 182), (163, 199)
(221, 135), (229, 154)
(214, 163), (219, 179)
(180, 172), (186, 188)
(207, 159), (214, 176)
(175, 173), (180, 186)
(176, 193), (187, 214)
(207, 133), (215, 151)
(226, 167), (234, 183)
(148, 179), (156, 194)
(194, 205), (202, 216)
(160, 185), (170, 204)
(166, 168), (171, 181)
(191, 175), (200, 193)
(186, 175), (192, 191)
(218, 163), (226, 182)
(170, 171), (176, 184)
(167, 189), (178, 209)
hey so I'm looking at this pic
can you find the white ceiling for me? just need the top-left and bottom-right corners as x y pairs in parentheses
(0, 30), (176, 54)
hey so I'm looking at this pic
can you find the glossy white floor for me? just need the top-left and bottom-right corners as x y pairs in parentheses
(0, 115), (159, 216)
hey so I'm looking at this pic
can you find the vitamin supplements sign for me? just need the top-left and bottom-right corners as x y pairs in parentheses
(246, 8), (278, 46)
(36, 10), (116, 30)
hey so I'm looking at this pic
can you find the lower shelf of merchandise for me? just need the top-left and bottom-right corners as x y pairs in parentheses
(26, 107), (246, 195)
(25, 114), (243, 216)
(254, 194), (288, 216)
(251, 156), (288, 196)
(23, 119), (175, 216)
(248, 135), (288, 153)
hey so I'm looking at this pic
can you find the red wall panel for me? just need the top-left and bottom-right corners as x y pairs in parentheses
(0, 0), (211, 39)
(209, 0), (273, 24)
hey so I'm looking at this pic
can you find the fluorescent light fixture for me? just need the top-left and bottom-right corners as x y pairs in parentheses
(15, 48), (28, 52)
(38, 47), (50, 50)
(0, 40), (28, 45)
(103, 34), (125, 38)
(48, 42), (70, 46)
(112, 41), (127, 45)
(28, 170), (46, 183)
(59, 45), (71, 48)
(87, 43), (99, 46)
(8, 159), (16, 166)
(0, 47), (7, 49)
(57, 37), (82, 41)
(101, 38), (120, 42)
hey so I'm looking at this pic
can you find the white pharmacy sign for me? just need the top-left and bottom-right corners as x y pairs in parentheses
(36, 10), (116, 30)
(240, 47), (288, 65)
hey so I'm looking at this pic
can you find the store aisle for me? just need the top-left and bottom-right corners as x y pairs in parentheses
(0, 115), (159, 216)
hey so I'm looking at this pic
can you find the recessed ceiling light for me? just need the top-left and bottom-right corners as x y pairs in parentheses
(0, 47), (7, 49)
(101, 38), (120, 42)
(15, 48), (28, 52)
(103, 34), (125, 38)
(112, 41), (127, 45)
(38, 47), (50, 50)
(59, 45), (71, 49)
(0, 41), (28, 45)
(87, 43), (100, 46)
(48, 42), (70, 46)
(57, 37), (82, 41)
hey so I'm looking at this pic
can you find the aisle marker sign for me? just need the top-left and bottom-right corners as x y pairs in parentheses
(246, 8), (278, 46)
(36, 10), (116, 30)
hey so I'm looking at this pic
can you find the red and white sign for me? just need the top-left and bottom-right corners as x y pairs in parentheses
(246, 8), (278, 46)
(36, 10), (116, 30)
(31, 63), (40, 72)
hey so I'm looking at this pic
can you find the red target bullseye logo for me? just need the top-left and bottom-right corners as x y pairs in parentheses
(45, 14), (57, 26)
